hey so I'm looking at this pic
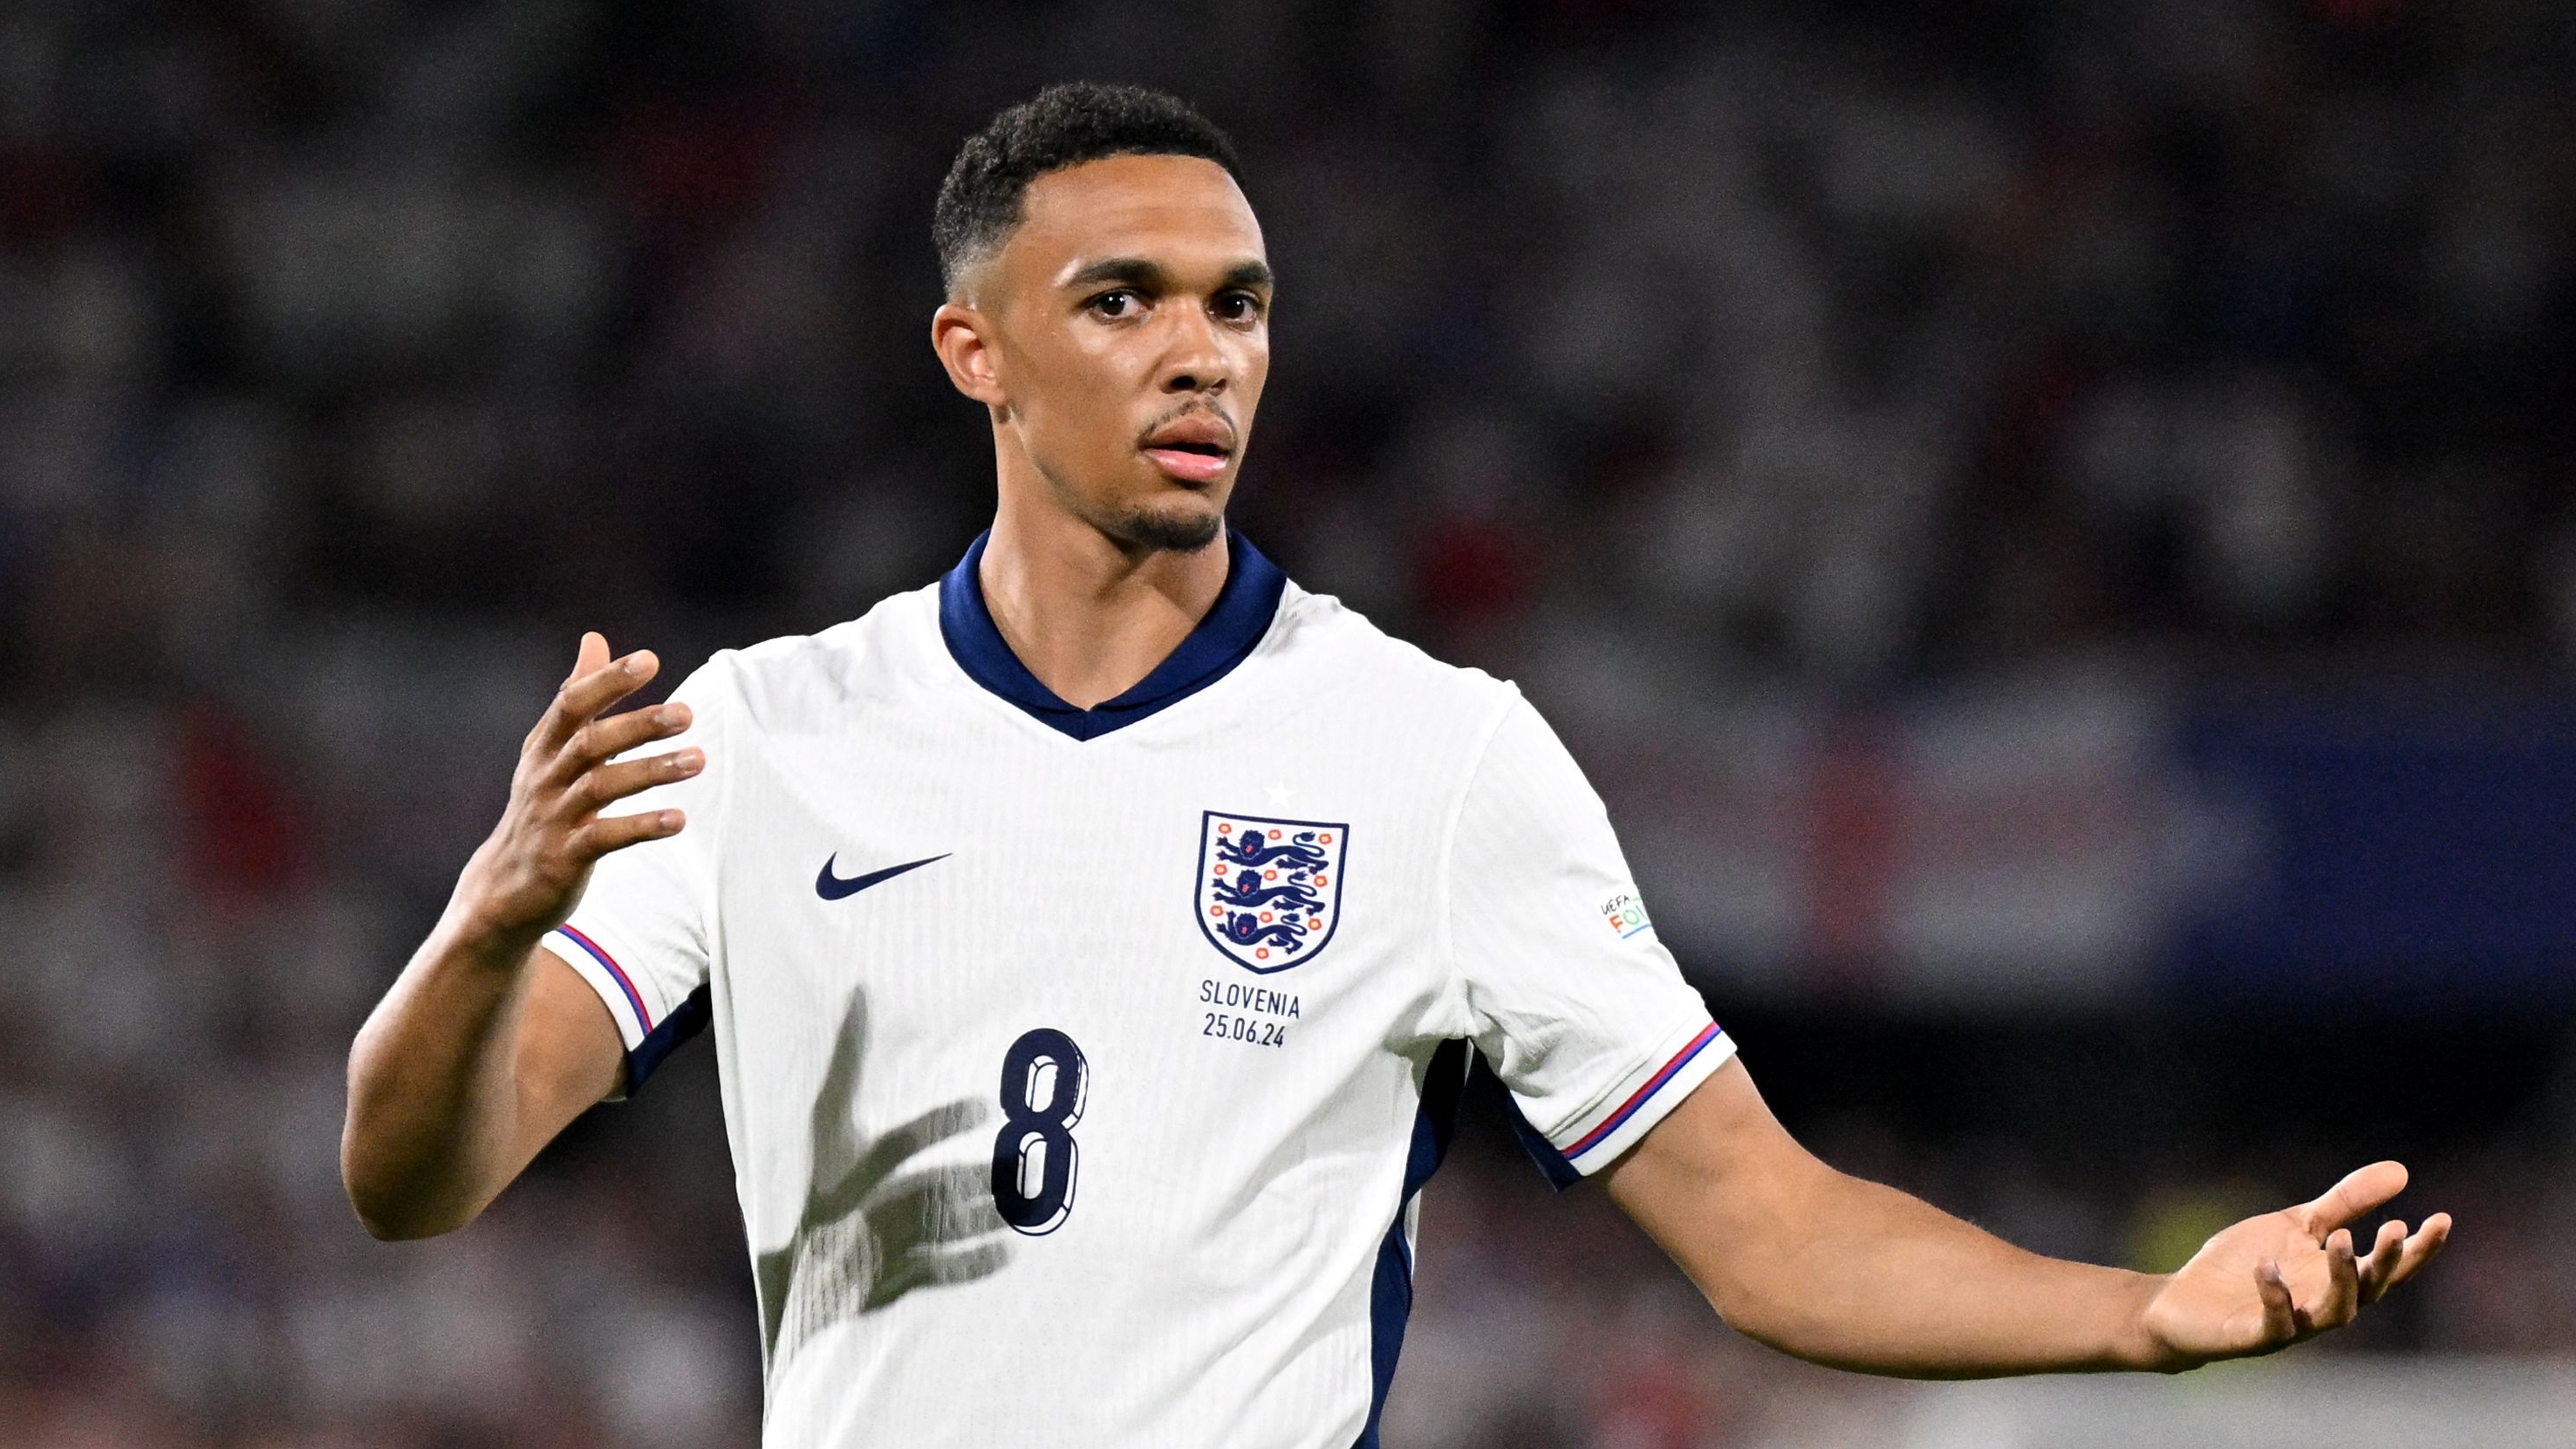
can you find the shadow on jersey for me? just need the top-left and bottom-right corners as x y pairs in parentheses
(755, 988), (1010, 1361)
(1196, 811), (1349, 973)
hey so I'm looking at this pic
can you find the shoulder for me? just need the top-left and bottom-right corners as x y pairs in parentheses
(1265, 582), (1524, 740)
(676, 583), (944, 728)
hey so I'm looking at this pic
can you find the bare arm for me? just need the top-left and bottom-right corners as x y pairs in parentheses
(1604, 1057), (2450, 1377)
(341, 633), (700, 1240)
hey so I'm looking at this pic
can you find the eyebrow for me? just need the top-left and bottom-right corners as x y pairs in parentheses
(1062, 256), (1275, 291)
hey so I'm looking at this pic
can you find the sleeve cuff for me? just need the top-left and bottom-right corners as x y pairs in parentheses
(1550, 1020), (1736, 1175)
(545, 922), (656, 1052)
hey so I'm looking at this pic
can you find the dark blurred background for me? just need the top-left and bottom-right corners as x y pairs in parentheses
(4, 0), (2575, 1445)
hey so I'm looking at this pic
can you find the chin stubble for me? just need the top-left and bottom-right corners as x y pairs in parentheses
(1104, 502), (1224, 554)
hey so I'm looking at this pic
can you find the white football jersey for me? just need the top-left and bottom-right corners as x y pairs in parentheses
(545, 532), (1732, 1448)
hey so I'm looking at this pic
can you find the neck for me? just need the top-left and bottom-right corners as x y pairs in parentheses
(978, 488), (1230, 710)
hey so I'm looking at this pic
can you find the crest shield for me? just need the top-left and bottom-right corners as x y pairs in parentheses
(1195, 811), (1348, 973)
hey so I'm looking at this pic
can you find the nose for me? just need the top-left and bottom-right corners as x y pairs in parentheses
(1158, 304), (1230, 396)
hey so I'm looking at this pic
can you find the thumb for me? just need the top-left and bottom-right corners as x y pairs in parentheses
(571, 631), (611, 683)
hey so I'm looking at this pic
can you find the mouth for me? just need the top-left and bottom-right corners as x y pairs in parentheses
(1139, 414), (1237, 485)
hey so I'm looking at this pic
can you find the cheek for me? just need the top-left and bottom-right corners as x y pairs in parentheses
(1015, 344), (1121, 427)
(1235, 340), (1271, 405)
(1014, 345), (1150, 470)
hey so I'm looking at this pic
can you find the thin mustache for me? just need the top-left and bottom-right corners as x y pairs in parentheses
(1137, 402), (1237, 448)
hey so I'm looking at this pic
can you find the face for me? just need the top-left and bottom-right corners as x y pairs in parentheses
(933, 154), (1273, 553)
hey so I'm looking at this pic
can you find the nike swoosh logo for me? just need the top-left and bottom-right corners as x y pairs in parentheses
(816, 852), (950, 901)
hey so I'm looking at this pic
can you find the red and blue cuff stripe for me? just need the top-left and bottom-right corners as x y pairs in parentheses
(552, 923), (655, 1035)
(1561, 1022), (1725, 1164)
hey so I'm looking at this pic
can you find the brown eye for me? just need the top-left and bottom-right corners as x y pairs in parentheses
(1215, 292), (1264, 323)
(1090, 290), (1138, 319)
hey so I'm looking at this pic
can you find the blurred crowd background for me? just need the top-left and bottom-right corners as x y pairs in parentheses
(3, 0), (2574, 1445)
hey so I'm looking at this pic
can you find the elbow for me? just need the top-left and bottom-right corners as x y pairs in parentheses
(341, 1035), (470, 1241)
(339, 1107), (473, 1242)
(343, 1172), (414, 1241)
(1694, 1268), (1829, 1364)
(1699, 1280), (1777, 1344)
(358, 1214), (455, 1243)
(352, 1200), (428, 1243)
(341, 1142), (433, 1241)
(342, 1159), (469, 1241)
(1701, 1291), (1854, 1374)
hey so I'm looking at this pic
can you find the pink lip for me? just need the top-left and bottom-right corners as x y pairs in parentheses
(1144, 447), (1230, 483)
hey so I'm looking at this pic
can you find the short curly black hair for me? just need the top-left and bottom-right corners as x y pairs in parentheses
(934, 82), (1241, 294)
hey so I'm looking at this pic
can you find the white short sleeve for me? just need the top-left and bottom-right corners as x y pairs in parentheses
(544, 655), (732, 1097)
(1449, 696), (1733, 1182)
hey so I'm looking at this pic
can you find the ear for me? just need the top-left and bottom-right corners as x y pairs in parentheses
(931, 301), (1008, 411)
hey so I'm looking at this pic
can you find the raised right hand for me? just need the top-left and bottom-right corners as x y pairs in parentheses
(448, 632), (700, 953)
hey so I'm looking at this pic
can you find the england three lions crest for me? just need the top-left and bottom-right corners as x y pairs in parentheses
(1197, 812), (1348, 973)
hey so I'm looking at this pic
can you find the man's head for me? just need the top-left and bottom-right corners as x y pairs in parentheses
(930, 84), (1270, 555)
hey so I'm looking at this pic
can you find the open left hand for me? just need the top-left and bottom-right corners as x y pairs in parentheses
(2138, 1161), (2450, 1370)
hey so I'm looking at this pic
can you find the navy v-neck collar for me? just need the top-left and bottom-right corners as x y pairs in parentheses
(938, 530), (1288, 741)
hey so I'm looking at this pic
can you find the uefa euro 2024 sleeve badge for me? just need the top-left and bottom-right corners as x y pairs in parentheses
(1196, 812), (1349, 973)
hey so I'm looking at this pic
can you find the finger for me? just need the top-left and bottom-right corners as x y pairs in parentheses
(534, 647), (661, 752)
(2374, 1213), (2452, 1295)
(2313, 1228), (2360, 1329)
(568, 631), (611, 685)
(2355, 1219), (2408, 1303)
(2299, 1161), (2408, 1235)
(2255, 1259), (2298, 1345)
(569, 808), (685, 860)
(553, 701), (693, 777)
(562, 748), (703, 817)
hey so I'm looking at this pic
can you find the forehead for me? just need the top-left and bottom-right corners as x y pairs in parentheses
(1005, 154), (1266, 281)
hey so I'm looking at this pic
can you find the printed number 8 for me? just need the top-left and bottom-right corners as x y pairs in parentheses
(992, 1028), (1087, 1235)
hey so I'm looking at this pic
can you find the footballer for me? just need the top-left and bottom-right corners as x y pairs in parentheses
(342, 84), (2450, 1446)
